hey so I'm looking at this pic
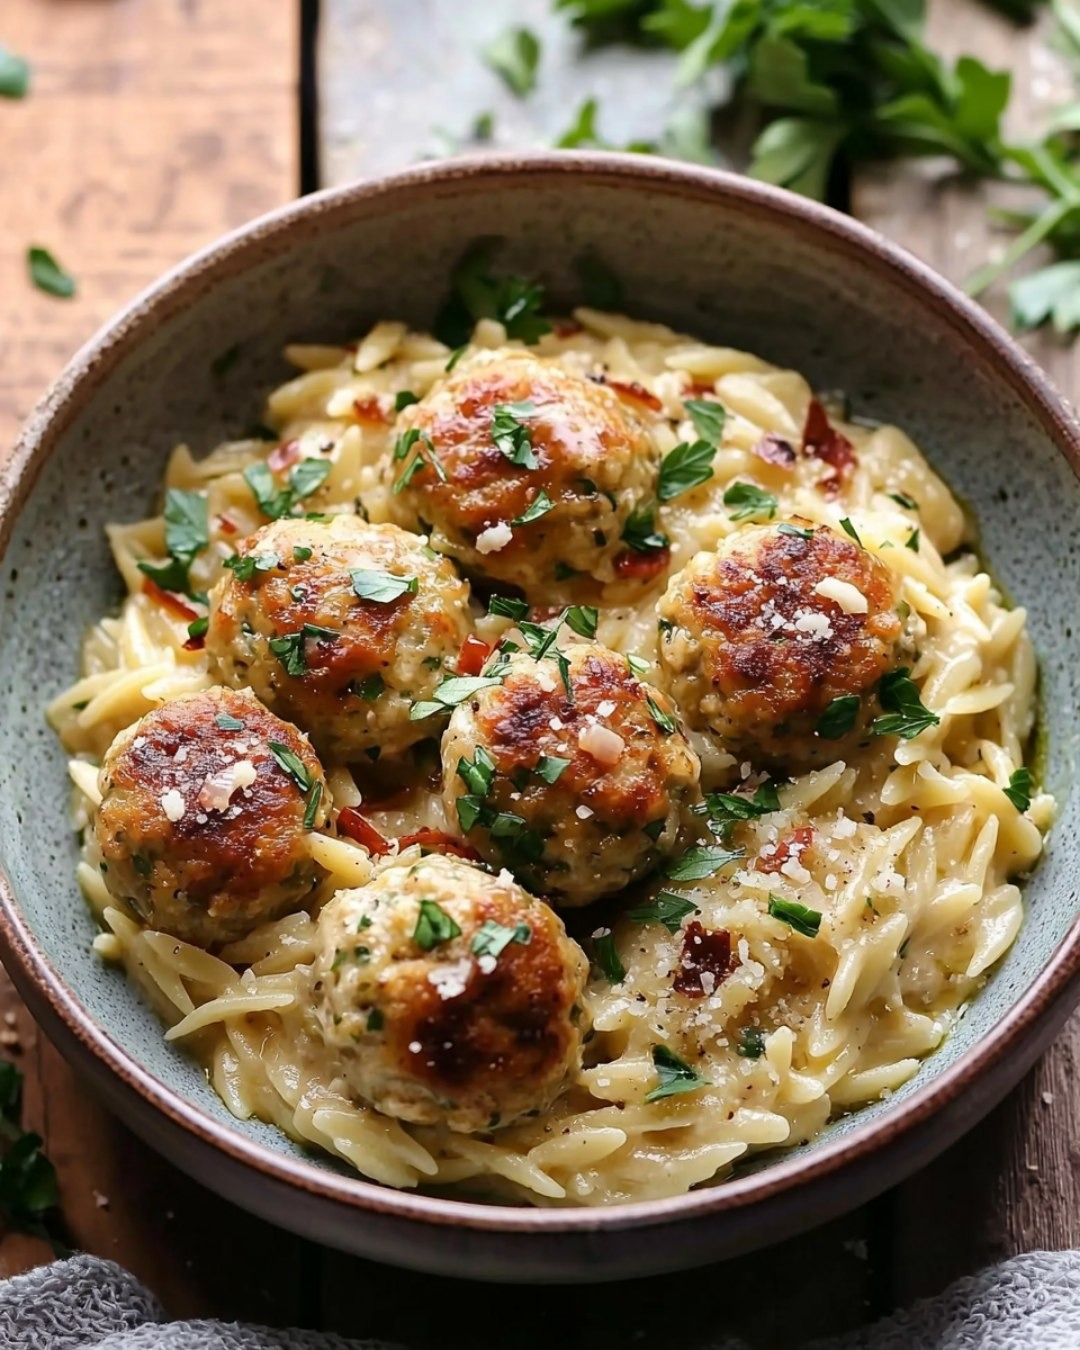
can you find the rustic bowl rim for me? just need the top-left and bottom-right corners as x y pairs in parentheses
(2, 150), (1079, 1236)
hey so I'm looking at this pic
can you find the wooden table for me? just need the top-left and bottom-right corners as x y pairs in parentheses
(0, 1), (1076, 1342)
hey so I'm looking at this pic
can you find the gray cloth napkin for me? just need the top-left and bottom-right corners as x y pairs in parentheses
(1, 1251), (1079, 1350)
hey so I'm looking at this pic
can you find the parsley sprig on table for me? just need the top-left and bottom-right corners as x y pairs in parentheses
(0, 1060), (66, 1251)
(476, 0), (1080, 336)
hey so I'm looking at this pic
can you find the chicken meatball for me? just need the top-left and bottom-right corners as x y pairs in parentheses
(656, 520), (908, 765)
(441, 642), (700, 904)
(206, 516), (471, 759)
(94, 687), (331, 947)
(384, 351), (662, 593)
(313, 854), (588, 1132)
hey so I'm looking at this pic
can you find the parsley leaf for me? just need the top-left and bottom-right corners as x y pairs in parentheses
(737, 1026), (766, 1059)
(436, 239), (552, 348)
(483, 26), (541, 97)
(644, 1044), (710, 1103)
(394, 390), (419, 412)
(457, 745), (497, 797)
(350, 569), (419, 603)
(0, 47), (30, 99)
(622, 503), (670, 553)
(872, 669), (940, 740)
(699, 782), (782, 840)
(137, 489), (209, 596)
(767, 894), (822, 938)
(593, 928), (626, 983)
(1004, 766), (1033, 812)
(565, 605), (599, 639)
(646, 693), (677, 734)
(658, 439), (715, 502)
(268, 742), (313, 794)
(905, 528), (921, 551)
(492, 401), (538, 468)
(410, 674), (503, 720)
(535, 754), (571, 784)
(303, 781), (323, 831)
(839, 516), (862, 546)
(512, 489), (555, 526)
(245, 458), (331, 520)
(27, 246), (75, 298)
(665, 845), (743, 881)
(472, 920), (532, 960)
(413, 899), (462, 951)
(723, 482), (777, 522)
(889, 491), (919, 509)
(684, 398), (727, 445)
(488, 594), (530, 621)
(269, 623), (339, 677)
(626, 891), (698, 932)
(817, 694), (861, 740)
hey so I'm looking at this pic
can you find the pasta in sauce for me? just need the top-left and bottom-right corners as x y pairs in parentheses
(48, 304), (1052, 1206)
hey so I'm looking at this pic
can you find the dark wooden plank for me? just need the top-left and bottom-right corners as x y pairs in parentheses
(0, 0), (308, 1322)
(852, 0), (1080, 1306)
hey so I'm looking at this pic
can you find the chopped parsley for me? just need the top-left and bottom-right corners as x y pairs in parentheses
(723, 482), (777, 522)
(244, 458), (332, 520)
(699, 781), (781, 841)
(839, 517), (862, 546)
(223, 551), (280, 582)
(645, 1045), (710, 1103)
(488, 595), (529, 621)
(350, 673), (384, 701)
(905, 528), (921, 551)
(302, 781), (323, 831)
(391, 428), (447, 494)
(737, 1026), (766, 1060)
(767, 894), (822, 938)
(592, 929), (626, 984)
(872, 669), (940, 740)
(565, 605), (598, 639)
(472, 920), (532, 959)
(0, 1060), (62, 1246)
(683, 398), (727, 446)
(215, 713), (246, 731)
(646, 693), (677, 735)
(665, 845), (743, 882)
(535, 754), (571, 784)
(27, 246), (75, 299)
(350, 569), (419, 603)
(626, 891), (698, 933)
(394, 390), (419, 412)
(627, 653), (650, 678)
(817, 694), (861, 741)
(457, 745), (497, 797)
(1004, 766), (1033, 812)
(512, 489), (555, 526)
(657, 439), (715, 502)
(492, 401), (538, 468)
(413, 899), (462, 951)
(0, 47), (30, 99)
(483, 25), (541, 97)
(187, 616), (209, 641)
(622, 503), (670, 553)
(889, 492), (919, 510)
(137, 488), (209, 595)
(410, 674), (503, 720)
(778, 522), (815, 540)
(268, 623), (339, 677)
(293, 546), (313, 562)
(435, 239), (552, 348)
(268, 742), (313, 794)
(366, 1008), (385, 1032)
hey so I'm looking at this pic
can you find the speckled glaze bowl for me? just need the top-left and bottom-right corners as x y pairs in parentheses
(1, 153), (1078, 1283)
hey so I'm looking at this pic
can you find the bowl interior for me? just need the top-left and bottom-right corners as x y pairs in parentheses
(2, 159), (1078, 1203)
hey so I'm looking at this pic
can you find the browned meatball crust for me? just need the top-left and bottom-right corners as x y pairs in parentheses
(314, 855), (588, 1132)
(385, 352), (662, 592)
(441, 642), (700, 903)
(657, 520), (908, 765)
(95, 687), (330, 946)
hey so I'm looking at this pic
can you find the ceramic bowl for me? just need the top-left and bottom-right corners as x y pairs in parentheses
(1, 153), (1078, 1283)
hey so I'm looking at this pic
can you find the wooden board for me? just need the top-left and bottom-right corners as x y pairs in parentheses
(0, 0), (303, 1323)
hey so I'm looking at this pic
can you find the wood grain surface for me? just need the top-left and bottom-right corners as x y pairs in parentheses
(0, 0), (1076, 1340)
(0, 0), (304, 1323)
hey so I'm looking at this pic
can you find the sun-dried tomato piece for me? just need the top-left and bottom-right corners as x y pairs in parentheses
(756, 826), (815, 875)
(607, 379), (663, 413)
(337, 808), (391, 856)
(614, 547), (670, 581)
(141, 578), (199, 623)
(268, 439), (302, 473)
(674, 921), (734, 998)
(397, 828), (482, 861)
(802, 399), (856, 495)
(456, 635), (494, 677)
(352, 396), (387, 427)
